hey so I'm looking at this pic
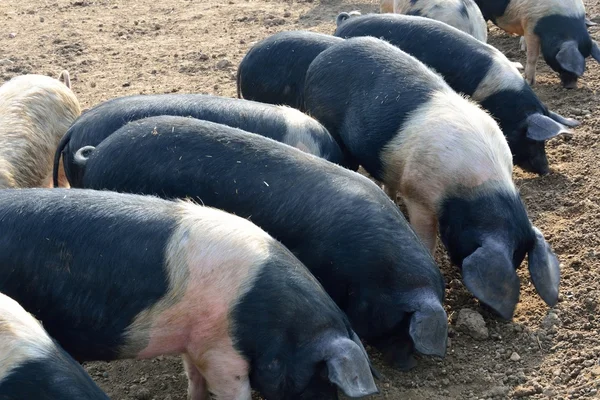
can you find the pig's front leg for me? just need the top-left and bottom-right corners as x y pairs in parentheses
(405, 200), (438, 254)
(183, 354), (209, 400)
(194, 346), (252, 400)
(524, 33), (541, 85)
(519, 36), (527, 52)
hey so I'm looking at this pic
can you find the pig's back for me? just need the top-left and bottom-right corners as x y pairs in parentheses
(305, 36), (447, 180)
(334, 14), (497, 94)
(81, 117), (418, 302)
(0, 189), (179, 361)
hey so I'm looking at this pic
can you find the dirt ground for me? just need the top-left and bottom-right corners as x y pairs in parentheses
(2, 0), (600, 399)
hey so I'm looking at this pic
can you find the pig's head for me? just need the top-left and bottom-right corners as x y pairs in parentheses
(538, 19), (600, 89)
(508, 111), (578, 175)
(232, 247), (378, 399)
(439, 186), (560, 320)
(344, 247), (448, 370)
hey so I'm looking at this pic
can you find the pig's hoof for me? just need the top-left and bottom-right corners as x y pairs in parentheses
(562, 81), (578, 89)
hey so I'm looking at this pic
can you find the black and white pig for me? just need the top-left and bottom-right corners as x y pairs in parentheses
(52, 94), (346, 188)
(304, 36), (560, 320)
(237, 31), (344, 110)
(473, 0), (600, 87)
(334, 13), (580, 175)
(379, 0), (488, 42)
(0, 189), (378, 400)
(71, 116), (448, 371)
(0, 292), (109, 399)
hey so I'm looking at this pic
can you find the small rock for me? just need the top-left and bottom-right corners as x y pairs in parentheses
(542, 312), (561, 330)
(590, 366), (600, 376)
(122, 82), (131, 87)
(40, 16), (45, 22)
(510, 352), (521, 362)
(8, 33), (16, 38)
(133, 388), (151, 400)
(441, 378), (450, 386)
(283, 11), (291, 17)
(456, 308), (489, 340)
(216, 59), (232, 69)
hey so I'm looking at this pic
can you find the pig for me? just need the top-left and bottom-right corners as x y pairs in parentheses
(0, 292), (109, 399)
(378, 0), (488, 42)
(235, 32), (359, 170)
(303, 36), (560, 320)
(334, 13), (580, 175)
(71, 116), (448, 371)
(473, 0), (600, 87)
(237, 31), (344, 111)
(0, 188), (378, 400)
(0, 72), (81, 189)
(53, 94), (347, 188)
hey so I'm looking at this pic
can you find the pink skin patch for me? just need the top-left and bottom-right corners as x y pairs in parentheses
(130, 216), (262, 399)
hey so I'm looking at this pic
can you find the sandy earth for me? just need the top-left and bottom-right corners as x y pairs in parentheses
(2, 0), (600, 399)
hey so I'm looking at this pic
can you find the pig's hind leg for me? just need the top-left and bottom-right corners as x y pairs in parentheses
(185, 345), (252, 400)
(405, 199), (438, 254)
(524, 33), (541, 85)
(183, 354), (209, 400)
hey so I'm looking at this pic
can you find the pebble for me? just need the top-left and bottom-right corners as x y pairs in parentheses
(216, 59), (232, 69)
(8, 33), (16, 38)
(456, 308), (489, 340)
(510, 352), (521, 362)
(133, 388), (151, 400)
(542, 312), (561, 330)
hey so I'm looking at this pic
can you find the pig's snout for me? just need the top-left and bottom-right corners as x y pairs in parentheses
(560, 74), (579, 89)
(73, 146), (96, 167)
(517, 155), (550, 176)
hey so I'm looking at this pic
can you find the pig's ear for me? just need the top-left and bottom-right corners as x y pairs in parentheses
(526, 114), (571, 141)
(408, 302), (448, 357)
(592, 41), (600, 63)
(324, 337), (379, 397)
(351, 331), (382, 380)
(461, 244), (520, 320)
(547, 110), (581, 127)
(556, 41), (585, 76)
(528, 227), (560, 307)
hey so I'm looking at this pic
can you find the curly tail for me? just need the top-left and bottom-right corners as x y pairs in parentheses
(52, 129), (73, 187)
(236, 66), (243, 99)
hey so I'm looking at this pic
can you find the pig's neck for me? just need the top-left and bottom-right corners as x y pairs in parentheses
(437, 183), (527, 265)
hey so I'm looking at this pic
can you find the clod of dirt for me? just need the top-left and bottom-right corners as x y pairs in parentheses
(542, 311), (562, 330)
(264, 17), (285, 27)
(513, 384), (542, 397)
(456, 308), (489, 340)
(485, 386), (510, 397)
